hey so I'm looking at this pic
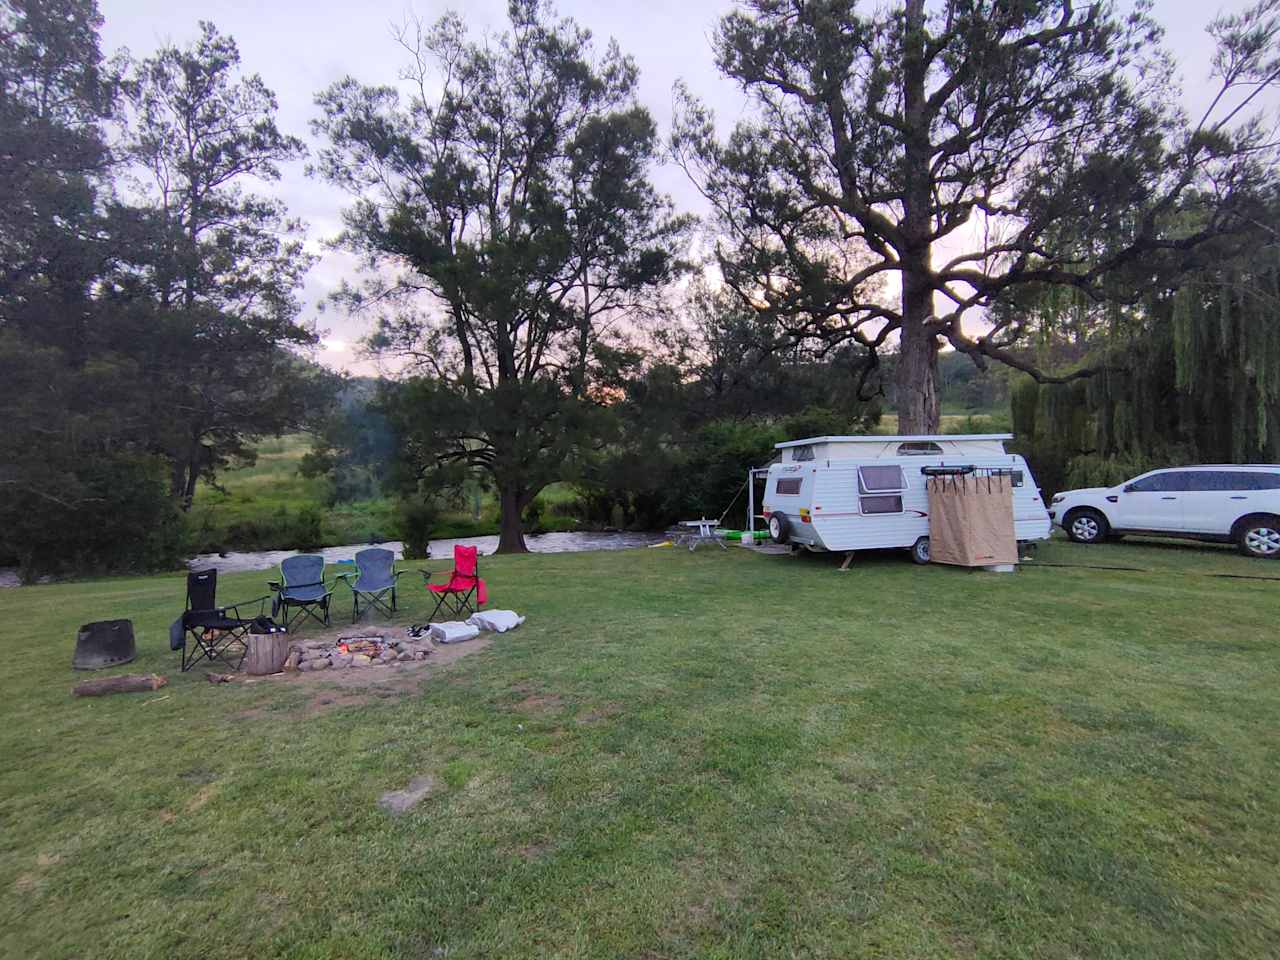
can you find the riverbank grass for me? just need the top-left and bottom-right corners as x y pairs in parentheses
(1, 539), (1277, 958)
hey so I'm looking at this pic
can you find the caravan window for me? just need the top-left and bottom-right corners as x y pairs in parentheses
(775, 478), (802, 496)
(897, 441), (943, 456)
(858, 465), (905, 514)
(860, 495), (903, 514)
(858, 465), (905, 493)
(792, 445), (815, 462)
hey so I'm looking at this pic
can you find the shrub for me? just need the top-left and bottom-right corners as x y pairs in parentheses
(396, 498), (441, 559)
(289, 506), (327, 551)
(1, 453), (187, 581)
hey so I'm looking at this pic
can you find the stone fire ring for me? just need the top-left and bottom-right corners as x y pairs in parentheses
(283, 628), (434, 673)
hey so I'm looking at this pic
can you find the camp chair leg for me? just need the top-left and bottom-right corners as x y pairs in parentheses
(283, 601), (329, 633)
(353, 588), (396, 623)
(182, 627), (249, 672)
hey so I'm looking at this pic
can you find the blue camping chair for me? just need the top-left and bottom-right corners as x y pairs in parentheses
(339, 548), (405, 623)
(269, 555), (335, 632)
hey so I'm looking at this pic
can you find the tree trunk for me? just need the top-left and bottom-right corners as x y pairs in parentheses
(245, 632), (291, 675)
(896, 0), (941, 436)
(897, 268), (941, 434)
(496, 486), (528, 554)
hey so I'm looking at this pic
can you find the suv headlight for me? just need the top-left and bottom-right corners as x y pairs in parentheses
(1050, 494), (1064, 505)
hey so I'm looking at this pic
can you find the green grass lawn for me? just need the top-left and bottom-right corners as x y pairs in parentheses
(2, 538), (1278, 958)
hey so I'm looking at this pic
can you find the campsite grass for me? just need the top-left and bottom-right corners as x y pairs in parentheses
(2, 538), (1278, 958)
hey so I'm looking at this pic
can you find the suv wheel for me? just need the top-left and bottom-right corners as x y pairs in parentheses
(1065, 508), (1109, 544)
(1236, 515), (1280, 558)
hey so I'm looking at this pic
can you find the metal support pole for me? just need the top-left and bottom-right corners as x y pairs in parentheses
(747, 469), (755, 535)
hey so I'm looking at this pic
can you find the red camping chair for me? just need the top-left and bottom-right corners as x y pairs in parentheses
(421, 545), (488, 621)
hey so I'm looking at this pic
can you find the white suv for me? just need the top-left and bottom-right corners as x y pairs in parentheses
(1049, 466), (1280, 558)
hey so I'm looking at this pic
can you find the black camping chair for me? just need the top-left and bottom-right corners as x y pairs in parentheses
(171, 568), (273, 672)
(339, 548), (405, 623)
(269, 554), (335, 632)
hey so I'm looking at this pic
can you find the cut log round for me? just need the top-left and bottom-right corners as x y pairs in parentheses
(244, 632), (291, 675)
(73, 674), (167, 697)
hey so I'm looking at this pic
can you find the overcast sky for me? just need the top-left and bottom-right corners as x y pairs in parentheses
(98, 0), (1265, 373)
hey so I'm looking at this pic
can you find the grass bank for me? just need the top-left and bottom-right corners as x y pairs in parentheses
(188, 435), (579, 553)
(2, 538), (1277, 958)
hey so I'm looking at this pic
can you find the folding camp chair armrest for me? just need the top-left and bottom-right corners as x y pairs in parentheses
(267, 580), (282, 592)
(418, 568), (438, 583)
(223, 594), (273, 619)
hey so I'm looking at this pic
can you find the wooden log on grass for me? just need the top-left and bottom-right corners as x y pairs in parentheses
(73, 674), (167, 697)
(244, 631), (291, 675)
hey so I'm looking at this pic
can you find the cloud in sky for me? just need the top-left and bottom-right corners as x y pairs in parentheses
(97, 0), (1270, 373)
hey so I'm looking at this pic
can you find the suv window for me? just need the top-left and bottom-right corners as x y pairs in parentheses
(1127, 472), (1193, 493)
(1243, 471), (1280, 490)
(1194, 470), (1280, 491)
(1183, 471), (1255, 491)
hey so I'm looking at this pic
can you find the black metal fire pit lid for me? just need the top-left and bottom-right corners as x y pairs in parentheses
(73, 619), (136, 670)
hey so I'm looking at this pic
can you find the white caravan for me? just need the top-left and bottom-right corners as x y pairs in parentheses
(759, 434), (1052, 562)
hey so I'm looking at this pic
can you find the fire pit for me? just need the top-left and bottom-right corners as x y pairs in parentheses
(284, 632), (432, 672)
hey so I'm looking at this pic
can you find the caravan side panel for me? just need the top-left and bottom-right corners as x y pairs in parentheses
(808, 456), (1051, 552)
(810, 464), (930, 551)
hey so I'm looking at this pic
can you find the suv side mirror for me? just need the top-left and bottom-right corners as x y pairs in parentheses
(1122, 484), (1134, 493)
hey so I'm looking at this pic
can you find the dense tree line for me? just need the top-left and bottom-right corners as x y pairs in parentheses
(3, 0), (1279, 572)
(0, 0), (330, 578)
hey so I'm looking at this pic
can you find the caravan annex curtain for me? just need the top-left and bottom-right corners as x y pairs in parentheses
(926, 474), (1017, 567)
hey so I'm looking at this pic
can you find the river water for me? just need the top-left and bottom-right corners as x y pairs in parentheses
(186, 530), (669, 574)
(0, 531), (670, 586)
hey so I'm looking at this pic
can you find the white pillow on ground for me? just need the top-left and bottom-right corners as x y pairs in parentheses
(428, 621), (481, 644)
(466, 610), (525, 632)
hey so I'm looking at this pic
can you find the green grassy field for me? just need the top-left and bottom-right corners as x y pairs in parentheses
(189, 435), (578, 553)
(2, 538), (1278, 958)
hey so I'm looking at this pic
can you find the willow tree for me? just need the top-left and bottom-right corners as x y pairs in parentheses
(675, 0), (1280, 433)
(313, 0), (688, 552)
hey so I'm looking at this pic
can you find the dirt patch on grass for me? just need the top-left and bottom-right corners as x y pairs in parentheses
(301, 692), (374, 718)
(377, 774), (438, 815)
(576, 702), (623, 724)
(227, 628), (494, 721)
(185, 783), (218, 813)
(513, 693), (564, 713)
(242, 627), (493, 694)
(515, 840), (553, 861)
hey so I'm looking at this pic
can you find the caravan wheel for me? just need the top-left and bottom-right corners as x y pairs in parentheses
(768, 512), (790, 544)
(910, 536), (931, 565)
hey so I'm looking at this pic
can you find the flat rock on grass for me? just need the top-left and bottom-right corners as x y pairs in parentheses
(377, 775), (438, 815)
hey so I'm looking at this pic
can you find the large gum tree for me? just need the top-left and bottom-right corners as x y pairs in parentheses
(313, 0), (687, 552)
(675, 0), (1280, 433)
